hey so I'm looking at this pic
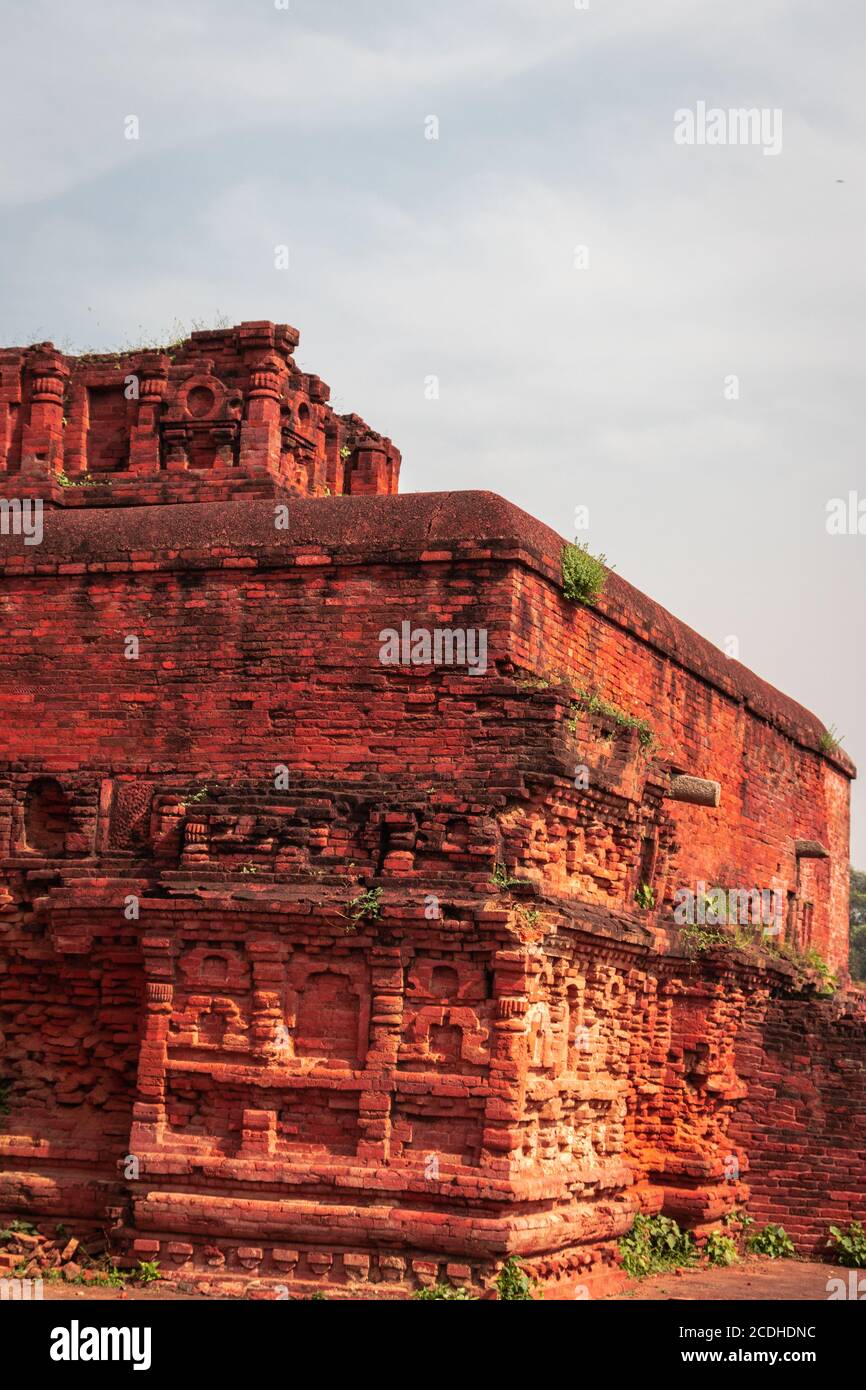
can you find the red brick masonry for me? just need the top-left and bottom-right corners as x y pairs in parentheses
(0, 320), (401, 506)
(0, 324), (860, 1298)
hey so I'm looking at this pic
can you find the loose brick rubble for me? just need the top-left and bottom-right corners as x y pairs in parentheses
(0, 1219), (109, 1284)
(0, 321), (860, 1299)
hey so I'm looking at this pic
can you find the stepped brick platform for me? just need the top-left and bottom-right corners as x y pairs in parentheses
(0, 322), (861, 1299)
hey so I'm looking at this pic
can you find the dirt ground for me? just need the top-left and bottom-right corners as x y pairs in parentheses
(609, 1256), (859, 1301)
(38, 1283), (220, 1300)
(26, 1254), (856, 1301)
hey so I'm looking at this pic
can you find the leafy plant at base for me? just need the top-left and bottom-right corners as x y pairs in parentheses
(412, 1283), (476, 1300)
(619, 1214), (697, 1279)
(0, 1218), (35, 1242)
(827, 1221), (866, 1268)
(61, 1263), (126, 1288)
(494, 1255), (537, 1300)
(562, 542), (608, 605)
(704, 1231), (739, 1267)
(136, 1260), (160, 1284)
(723, 1211), (754, 1234)
(745, 1223), (795, 1259)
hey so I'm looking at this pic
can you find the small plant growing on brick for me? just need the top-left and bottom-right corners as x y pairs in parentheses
(494, 1255), (537, 1300)
(804, 948), (838, 995)
(490, 863), (520, 890)
(135, 1259), (160, 1284)
(57, 471), (100, 488)
(634, 883), (655, 910)
(568, 689), (655, 752)
(827, 1221), (866, 1268)
(819, 724), (844, 755)
(516, 676), (550, 691)
(561, 542), (608, 605)
(704, 1231), (739, 1266)
(766, 939), (839, 993)
(412, 1282), (476, 1300)
(745, 1223), (795, 1259)
(680, 923), (731, 953)
(619, 1214), (697, 1279)
(344, 886), (383, 933)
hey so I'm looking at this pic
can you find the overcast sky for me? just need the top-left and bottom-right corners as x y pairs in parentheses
(2, 0), (864, 861)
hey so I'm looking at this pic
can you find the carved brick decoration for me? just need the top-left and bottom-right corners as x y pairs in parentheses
(0, 321), (859, 1299)
(0, 321), (400, 506)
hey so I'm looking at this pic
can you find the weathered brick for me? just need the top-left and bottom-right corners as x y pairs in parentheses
(0, 320), (858, 1300)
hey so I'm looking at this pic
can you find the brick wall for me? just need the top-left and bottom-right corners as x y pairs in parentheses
(731, 987), (866, 1254)
(0, 485), (859, 1298)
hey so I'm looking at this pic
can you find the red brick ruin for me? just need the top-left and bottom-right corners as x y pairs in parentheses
(0, 320), (861, 1298)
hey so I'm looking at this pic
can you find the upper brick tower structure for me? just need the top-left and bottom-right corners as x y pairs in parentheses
(0, 321), (861, 1299)
(0, 321), (400, 507)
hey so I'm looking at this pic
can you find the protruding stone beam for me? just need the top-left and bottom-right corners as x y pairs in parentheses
(795, 839), (829, 859)
(666, 774), (721, 808)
